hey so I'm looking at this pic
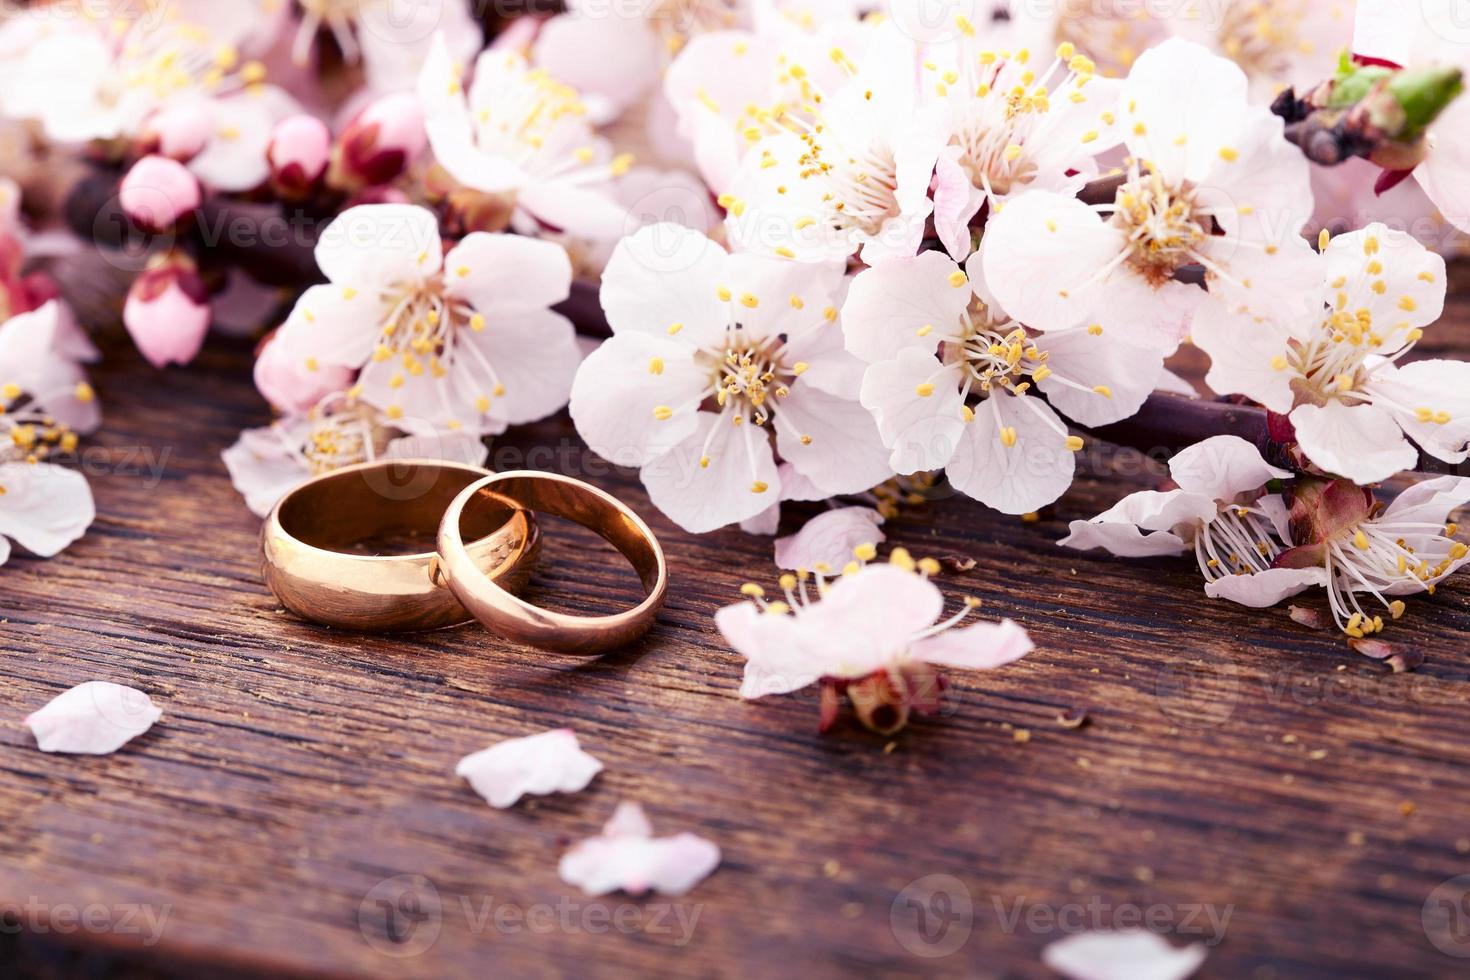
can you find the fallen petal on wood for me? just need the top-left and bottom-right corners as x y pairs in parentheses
(1042, 929), (1207, 980)
(559, 802), (720, 897)
(455, 728), (604, 809)
(24, 682), (163, 755)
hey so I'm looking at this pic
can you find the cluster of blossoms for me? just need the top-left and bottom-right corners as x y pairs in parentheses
(1, 1), (1469, 695)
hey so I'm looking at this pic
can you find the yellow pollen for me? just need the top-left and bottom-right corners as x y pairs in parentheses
(648, 357), (664, 375)
(1353, 529), (1370, 550)
(915, 383), (936, 397)
(653, 405), (674, 420)
(750, 481), (770, 494)
(947, 270), (968, 288)
(740, 293), (759, 309)
(853, 543), (878, 561)
(668, 322), (684, 336)
(1218, 146), (1239, 161)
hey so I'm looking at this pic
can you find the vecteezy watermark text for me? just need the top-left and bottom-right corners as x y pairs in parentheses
(0, 898), (172, 947)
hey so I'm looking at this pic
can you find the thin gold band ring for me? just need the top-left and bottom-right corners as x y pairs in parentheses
(435, 471), (667, 655)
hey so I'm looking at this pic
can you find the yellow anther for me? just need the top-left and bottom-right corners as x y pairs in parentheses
(792, 362), (809, 375)
(750, 481), (770, 494)
(915, 383), (936, 397)
(889, 548), (916, 572)
(947, 270), (968, 288)
(1399, 296), (1418, 312)
(740, 583), (765, 598)
(853, 543), (878, 561)
(648, 357), (664, 375)
(470, 313), (486, 331)
(653, 405), (674, 420)
(740, 293), (759, 309)
(917, 557), (941, 576)
(1093, 385), (1113, 398)
(1389, 600), (1406, 620)
(716, 286), (732, 302)
(1065, 436), (1084, 452)
(1353, 529), (1370, 550)
(999, 426), (1018, 448)
(1218, 146), (1239, 162)
(668, 322), (684, 336)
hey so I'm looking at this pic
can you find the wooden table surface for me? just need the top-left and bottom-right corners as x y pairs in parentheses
(3, 270), (1470, 980)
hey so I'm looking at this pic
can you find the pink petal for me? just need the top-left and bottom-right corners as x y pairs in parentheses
(774, 507), (886, 572)
(912, 618), (1034, 671)
(455, 728), (604, 809)
(559, 802), (720, 897)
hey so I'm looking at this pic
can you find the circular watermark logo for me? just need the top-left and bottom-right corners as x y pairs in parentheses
(1423, 874), (1470, 958)
(891, 874), (974, 958)
(358, 875), (442, 958)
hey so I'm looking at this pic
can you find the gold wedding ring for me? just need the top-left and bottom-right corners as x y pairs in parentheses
(436, 472), (668, 655)
(262, 459), (539, 631)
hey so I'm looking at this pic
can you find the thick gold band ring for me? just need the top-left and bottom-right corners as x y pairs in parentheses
(436, 472), (667, 655)
(262, 459), (539, 632)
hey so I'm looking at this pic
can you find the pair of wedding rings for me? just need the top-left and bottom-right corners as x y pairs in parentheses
(260, 461), (667, 655)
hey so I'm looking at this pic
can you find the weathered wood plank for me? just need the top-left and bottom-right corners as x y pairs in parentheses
(2, 284), (1469, 978)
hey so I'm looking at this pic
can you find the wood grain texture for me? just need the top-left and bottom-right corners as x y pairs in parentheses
(3, 274), (1470, 980)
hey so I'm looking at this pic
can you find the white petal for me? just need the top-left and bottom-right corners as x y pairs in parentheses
(1042, 929), (1207, 980)
(276, 283), (382, 369)
(715, 602), (816, 697)
(1290, 401), (1418, 483)
(773, 387), (893, 496)
(0, 462), (94, 558)
(1168, 435), (1291, 500)
(1190, 300), (1297, 414)
(1322, 222), (1446, 333)
(723, 251), (844, 341)
(842, 250), (972, 365)
(1122, 38), (1250, 186)
(221, 423), (311, 518)
(1058, 519), (1189, 558)
(457, 309), (582, 427)
(797, 564), (945, 677)
(912, 618), (1033, 670)
(25, 682), (162, 755)
(1379, 475), (1470, 527)
(858, 350), (966, 474)
(947, 394), (1075, 515)
(600, 224), (729, 348)
(315, 204), (442, 287)
(1369, 359), (1470, 465)
(518, 178), (631, 241)
(1418, 92), (1470, 233)
(570, 334), (706, 467)
(559, 803), (721, 897)
(1036, 326), (1165, 428)
(774, 507), (886, 572)
(534, 11), (661, 116)
(982, 191), (1125, 332)
(455, 729), (604, 809)
(444, 233), (572, 314)
(640, 411), (780, 533)
(385, 430), (490, 468)
(1205, 568), (1328, 607)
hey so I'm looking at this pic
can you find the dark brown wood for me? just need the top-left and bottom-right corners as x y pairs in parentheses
(3, 274), (1470, 980)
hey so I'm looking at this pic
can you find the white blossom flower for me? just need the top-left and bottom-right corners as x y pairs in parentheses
(982, 37), (1318, 350)
(1042, 929), (1207, 980)
(721, 22), (946, 263)
(717, 550), (1032, 732)
(417, 34), (631, 238)
(925, 29), (1123, 260)
(1274, 476), (1470, 637)
(571, 224), (891, 533)
(222, 392), (490, 517)
(559, 801), (721, 897)
(0, 302), (99, 566)
(1060, 435), (1327, 607)
(25, 682), (163, 755)
(843, 247), (1165, 515)
(270, 204), (582, 435)
(1193, 223), (1462, 483)
(455, 729), (604, 809)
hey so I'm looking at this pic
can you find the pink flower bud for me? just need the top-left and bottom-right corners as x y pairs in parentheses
(140, 101), (214, 162)
(123, 256), (211, 368)
(253, 332), (354, 414)
(119, 156), (201, 233)
(268, 115), (332, 199)
(335, 93), (426, 189)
